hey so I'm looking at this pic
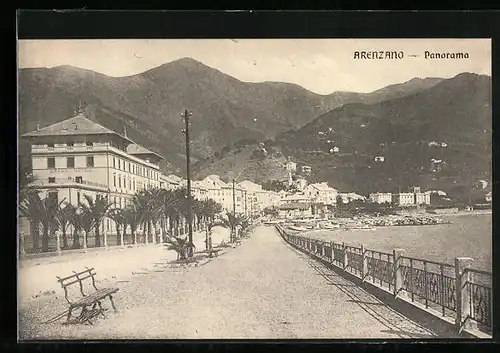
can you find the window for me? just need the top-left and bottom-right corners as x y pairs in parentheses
(128, 162), (130, 172)
(75, 176), (83, 183)
(67, 142), (74, 147)
(47, 143), (54, 148)
(47, 157), (55, 168)
(86, 141), (93, 146)
(86, 156), (94, 167)
(129, 179), (131, 189)
(67, 157), (75, 168)
(118, 176), (121, 188)
(77, 192), (81, 205)
(48, 177), (56, 184)
(113, 174), (116, 187)
(133, 180), (136, 191)
(113, 157), (116, 168)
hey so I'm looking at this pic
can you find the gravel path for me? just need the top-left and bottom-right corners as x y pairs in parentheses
(19, 225), (439, 340)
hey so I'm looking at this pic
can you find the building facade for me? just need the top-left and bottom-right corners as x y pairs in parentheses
(22, 114), (164, 235)
(369, 192), (393, 204)
(304, 182), (338, 206)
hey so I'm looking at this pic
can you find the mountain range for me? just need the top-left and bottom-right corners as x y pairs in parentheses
(18, 58), (491, 197)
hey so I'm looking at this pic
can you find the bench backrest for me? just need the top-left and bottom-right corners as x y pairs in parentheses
(56, 267), (99, 305)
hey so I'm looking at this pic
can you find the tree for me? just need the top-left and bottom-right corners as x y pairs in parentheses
(123, 197), (144, 245)
(81, 194), (113, 247)
(19, 193), (65, 252)
(164, 236), (190, 261)
(108, 208), (126, 246)
(55, 203), (74, 249)
(78, 201), (97, 249)
(18, 191), (42, 252)
(219, 212), (247, 243)
(67, 204), (84, 249)
(263, 206), (279, 218)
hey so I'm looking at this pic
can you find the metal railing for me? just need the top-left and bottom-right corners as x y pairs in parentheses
(276, 225), (492, 336)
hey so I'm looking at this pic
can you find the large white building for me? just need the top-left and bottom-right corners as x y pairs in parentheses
(22, 114), (164, 234)
(304, 182), (338, 205)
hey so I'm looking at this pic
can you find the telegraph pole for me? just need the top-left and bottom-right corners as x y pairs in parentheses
(232, 178), (236, 215)
(182, 109), (194, 257)
(244, 190), (248, 217)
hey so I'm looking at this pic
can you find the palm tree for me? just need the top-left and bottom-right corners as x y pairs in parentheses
(219, 212), (247, 243)
(20, 193), (65, 252)
(124, 196), (145, 245)
(108, 208), (126, 246)
(18, 167), (34, 206)
(131, 191), (150, 244)
(78, 202), (96, 249)
(164, 236), (190, 260)
(67, 204), (84, 249)
(81, 194), (113, 247)
(160, 188), (186, 237)
(143, 188), (164, 244)
(18, 191), (42, 252)
(55, 202), (74, 249)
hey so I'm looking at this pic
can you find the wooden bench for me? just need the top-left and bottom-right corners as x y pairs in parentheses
(56, 267), (119, 325)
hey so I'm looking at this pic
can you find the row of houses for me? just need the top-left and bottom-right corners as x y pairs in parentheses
(369, 187), (431, 206)
(20, 115), (285, 235)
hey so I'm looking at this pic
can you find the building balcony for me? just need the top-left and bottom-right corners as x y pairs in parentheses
(28, 176), (109, 191)
(32, 144), (160, 169)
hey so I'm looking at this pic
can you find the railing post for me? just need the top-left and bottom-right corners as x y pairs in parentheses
(330, 241), (334, 263)
(361, 245), (367, 281)
(55, 230), (61, 256)
(455, 257), (473, 332)
(343, 242), (348, 271)
(393, 248), (405, 297)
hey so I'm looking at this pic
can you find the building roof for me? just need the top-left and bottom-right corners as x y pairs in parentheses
(203, 175), (229, 188)
(279, 202), (311, 210)
(21, 114), (132, 142)
(283, 193), (312, 202)
(308, 182), (338, 192)
(126, 144), (163, 160)
(237, 180), (263, 192)
(160, 174), (180, 184)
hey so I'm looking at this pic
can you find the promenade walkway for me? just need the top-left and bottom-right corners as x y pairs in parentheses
(19, 225), (440, 339)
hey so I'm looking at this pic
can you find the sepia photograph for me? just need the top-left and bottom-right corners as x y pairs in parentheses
(17, 38), (492, 340)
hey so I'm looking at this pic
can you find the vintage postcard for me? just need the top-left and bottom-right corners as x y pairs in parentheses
(17, 38), (492, 340)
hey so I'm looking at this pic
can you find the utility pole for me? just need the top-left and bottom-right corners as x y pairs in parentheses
(232, 178), (236, 215)
(244, 190), (248, 217)
(182, 109), (194, 257)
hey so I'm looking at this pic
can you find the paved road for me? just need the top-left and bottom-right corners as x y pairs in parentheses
(20, 225), (439, 339)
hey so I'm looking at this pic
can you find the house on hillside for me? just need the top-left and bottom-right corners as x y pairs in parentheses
(369, 192), (392, 204)
(278, 202), (313, 218)
(304, 182), (338, 206)
(339, 192), (366, 204)
(294, 178), (308, 191)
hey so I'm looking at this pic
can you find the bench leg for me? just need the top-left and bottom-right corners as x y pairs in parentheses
(97, 301), (106, 318)
(108, 295), (117, 313)
(64, 308), (74, 324)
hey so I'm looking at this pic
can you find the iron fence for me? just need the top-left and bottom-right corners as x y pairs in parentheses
(276, 224), (492, 336)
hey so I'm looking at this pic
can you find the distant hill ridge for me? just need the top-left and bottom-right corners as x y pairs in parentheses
(20, 58), (477, 179)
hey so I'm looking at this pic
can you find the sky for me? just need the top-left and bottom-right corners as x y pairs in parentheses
(18, 39), (491, 94)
